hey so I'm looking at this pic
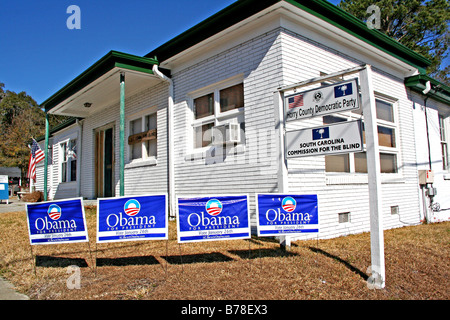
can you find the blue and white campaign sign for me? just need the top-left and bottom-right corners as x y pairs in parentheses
(97, 194), (168, 243)
(285, 78), (360, 121)
(177, 195), (251, 243)
(26, 198), (88, 245)
(256, 194), (319, 236)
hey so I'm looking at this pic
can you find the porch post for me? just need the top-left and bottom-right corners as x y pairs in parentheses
(44, 112), (49, 201)
(119, 72), (125, 196)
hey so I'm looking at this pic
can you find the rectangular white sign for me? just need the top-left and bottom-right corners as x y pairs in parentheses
(285, 120), (363, 158)
(285, 78), (360, 121)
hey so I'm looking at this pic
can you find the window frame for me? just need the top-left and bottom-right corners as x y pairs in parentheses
(59, 138), (78, 183)
(189, 75), (245, 153)
(439, 115), (449, 171)
(324, 96), (400, 175)
(127, 107), (158, 165)
(375, 98), (400, 174)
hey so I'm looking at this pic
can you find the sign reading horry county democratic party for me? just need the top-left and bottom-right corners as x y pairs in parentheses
(97, 194), (168, 243)
(26, 198), (88, 245)
(256, 194), (319, 236)
(285, 78), (360, 121)
(177, 195), (251, 243)
(285, 120), (363, 158)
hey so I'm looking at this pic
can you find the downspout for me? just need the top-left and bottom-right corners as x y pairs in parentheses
(44, 113), (49, 201)
(422, 81), (434, 223)
(423, 81), (432, 170)
(152, 64), (175, 218)
(76, 119), (83, 198)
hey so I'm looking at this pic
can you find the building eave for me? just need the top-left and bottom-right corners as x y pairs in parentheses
(41, 51), (160, 113)
(145, 0), (431, 73)
(35, 117), (80, 142)
(405, 74), (450, 105)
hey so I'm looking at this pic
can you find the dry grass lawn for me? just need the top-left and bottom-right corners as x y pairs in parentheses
(0, 207), (448, 300)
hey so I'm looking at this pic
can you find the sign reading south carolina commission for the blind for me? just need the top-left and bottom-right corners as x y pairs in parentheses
(285, 78), (360, 122)
(285, 120), (363, 158)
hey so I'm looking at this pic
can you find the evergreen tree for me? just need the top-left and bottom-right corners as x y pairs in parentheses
(339, 0), (449, 84)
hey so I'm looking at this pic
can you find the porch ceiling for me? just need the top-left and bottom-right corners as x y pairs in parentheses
(41, 50), (165, 118)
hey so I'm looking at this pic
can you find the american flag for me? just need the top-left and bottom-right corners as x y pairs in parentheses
(288, 94), (304, 109)
(27, 139), (45, 182)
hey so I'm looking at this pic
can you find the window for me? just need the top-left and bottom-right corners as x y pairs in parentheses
(220, 83), (244, 112)
(440, 115), (448, 170)
(60, 139), (77, 183)
(192, 81), (245, 149)
(324, 99), (399, 173)
(324, 116), (349, 172)
(128, 112), (157, 161)
(338, 212), (351, 223)
(375, 99), (398, 173)
(390, 205), (399, 215)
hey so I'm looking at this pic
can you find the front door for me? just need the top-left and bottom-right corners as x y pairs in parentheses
(95, 126), (114, 198)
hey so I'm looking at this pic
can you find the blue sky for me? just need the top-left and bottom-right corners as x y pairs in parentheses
(0, 0), (246, 104)
(1, 0), (445, 106)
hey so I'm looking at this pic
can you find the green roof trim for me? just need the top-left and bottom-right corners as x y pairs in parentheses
(145, 0), (431, 73)
(42, 51), (159, 112)
(285, 0), (431, 72)
(405, 75), (450, 105)
(35, 117), (80, 142)
(145, 0), (279, 62)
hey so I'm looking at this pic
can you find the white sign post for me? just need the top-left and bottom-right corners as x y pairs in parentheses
(359, 66), (385, 289)
(276, 64), (385, 289)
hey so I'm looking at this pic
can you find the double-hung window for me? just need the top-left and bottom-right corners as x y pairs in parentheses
(192, 80), (245, 150)
(324, 98), (399, 174)
(60, 139), (77, 183)
(128, 111), (157, 162)
(440, 115), (449, 170)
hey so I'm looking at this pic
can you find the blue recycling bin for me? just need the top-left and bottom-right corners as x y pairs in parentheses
(0, 175), (9, 204)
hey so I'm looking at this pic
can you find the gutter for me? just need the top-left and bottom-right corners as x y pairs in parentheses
(152, 65), (176, 218)
(146, 0), (431, 72)
(405, 74), (450, 106)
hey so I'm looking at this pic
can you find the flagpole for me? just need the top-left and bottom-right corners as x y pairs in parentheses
(29, 146), (34, 192)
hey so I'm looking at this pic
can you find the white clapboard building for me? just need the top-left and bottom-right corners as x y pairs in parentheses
(36, 0), (450, 240)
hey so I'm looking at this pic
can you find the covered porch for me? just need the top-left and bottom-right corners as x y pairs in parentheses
(40, 50), (172, 201)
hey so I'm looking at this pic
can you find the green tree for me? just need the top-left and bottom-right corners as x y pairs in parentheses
(339, 0), (449, 83)
(0, 83), (68, 177)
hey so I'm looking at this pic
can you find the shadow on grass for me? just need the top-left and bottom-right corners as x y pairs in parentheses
(163, 252), (234, 265)
(246, 236), (300, 248)
(309, 247), (368, 280)
(229, 248), (298, 260)
(35, 255), (88, 268)
(96, 255), (160, 267)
